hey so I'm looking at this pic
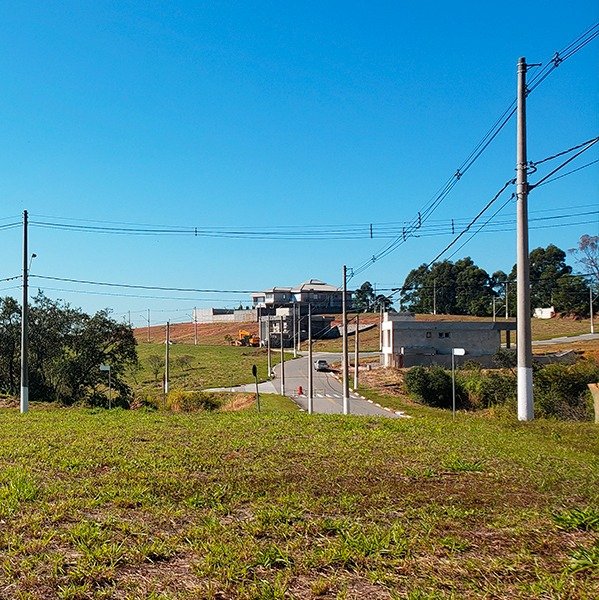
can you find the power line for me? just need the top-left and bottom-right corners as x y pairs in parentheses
(349, 22), (599, 279)
(29, 274), (258, 294)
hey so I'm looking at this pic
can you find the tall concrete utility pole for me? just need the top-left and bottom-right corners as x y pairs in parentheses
(267, 317), (272, 376)
(379, 305), (383, 352)
(20, 210), (29, 414)
(516, 56), (533, 421)
(280, 316), (286, 396)
(433, 279), (437, 315)
(307, 304), (313, 414)
(194, 307), (198, 345)
(292, 302), (297, 358)
(164, 321), (170, 395)
(342, 265), (350, 414)
(353, 313), (359, 390)
(505, 282), (511, 348)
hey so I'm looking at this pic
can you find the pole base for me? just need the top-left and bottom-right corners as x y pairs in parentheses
(517, 366), (534, 421)
(20, 386), (29, 414)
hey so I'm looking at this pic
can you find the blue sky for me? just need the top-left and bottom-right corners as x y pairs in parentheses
(1, 1), (598, 326)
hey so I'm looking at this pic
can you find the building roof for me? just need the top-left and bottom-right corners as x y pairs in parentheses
(292, 279), (340, 293)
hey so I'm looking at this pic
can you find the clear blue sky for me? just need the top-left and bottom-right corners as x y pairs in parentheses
(1, 1), (598, 326)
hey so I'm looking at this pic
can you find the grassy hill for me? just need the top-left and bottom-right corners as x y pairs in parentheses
(136, 314), (597, 355)
(0, 406), (597, 598)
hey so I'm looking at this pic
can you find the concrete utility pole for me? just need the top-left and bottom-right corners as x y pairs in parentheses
(292, 302), (297, 358)
(379, 305), (383, 352)
(147, 309), (151, 342)
(280, 316), (286, 396)
(194, 306), (198, 345)
(308, 304), (313, 414)
(353, 313), (359, 391)
(505, 282), (511, 348)
(164, 321), (170, 395)
(342, 265), (350, 414)
(297, 308), (301, 352)
(20, 210), (29, 414)
(516, 57), (533, 421)
(433, 279), (437, 315)
(492, 296), (496, 322)
(266, 317), (272, 377)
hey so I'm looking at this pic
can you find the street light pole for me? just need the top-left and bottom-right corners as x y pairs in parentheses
(20, 210), (29, 414)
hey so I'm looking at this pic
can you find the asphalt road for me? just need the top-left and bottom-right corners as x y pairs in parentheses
(209, 351), (406, 418)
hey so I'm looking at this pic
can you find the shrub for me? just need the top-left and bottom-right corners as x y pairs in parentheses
(404, 365), (456, 408)
(457, 370), (516, 410)
(165, 390), (223, 412)
(534, 360), (599, 421)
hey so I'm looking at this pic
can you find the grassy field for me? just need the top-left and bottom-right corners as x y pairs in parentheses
(0, 404), (597, 599)
(131, 344), (293, 404)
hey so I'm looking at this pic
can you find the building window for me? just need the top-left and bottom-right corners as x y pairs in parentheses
(426, 331), (431, 338)
(438, 332), (443, 338)
(445, 332), (450, 338)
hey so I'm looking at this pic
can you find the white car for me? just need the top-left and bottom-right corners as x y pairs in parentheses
(314, 359), (329, 371)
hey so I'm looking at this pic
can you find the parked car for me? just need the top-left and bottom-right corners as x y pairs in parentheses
(314, 359), (329, 371)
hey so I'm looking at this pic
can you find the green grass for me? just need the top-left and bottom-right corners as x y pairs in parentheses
(0, 405), (597, 598)
(131, 343), (292, 404)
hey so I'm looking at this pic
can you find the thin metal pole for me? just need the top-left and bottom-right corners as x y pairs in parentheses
(147, 309), (151, 342)
(342, 265), (350, 414)
(353, 313), (359, 390)
(280, 316), (286, 396)
(590, 286), (595, 335)
(194, 307), (198, 345)
(433, 279), (437, 315)
(164, 321), (170, 395)
(492, 296), (496, 322)
(20, 210), (29, 413)
(108, 367), (112, 410)
(451, 351), (456, 420)
(516, 56), (533, 421)
(308, 304), (313, 414)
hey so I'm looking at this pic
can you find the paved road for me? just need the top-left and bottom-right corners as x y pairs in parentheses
(209, 351), (407, 418)
(532, 332), (599, 346)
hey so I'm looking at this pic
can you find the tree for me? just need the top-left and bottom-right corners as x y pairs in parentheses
(373, 294), (393, 311)
(0, 297), (21, 395)
(399, 258), (493, 316)
(147, 354), (163, 382)
(552, 276), (591, 317)
(175, 354), (193, 371)
(569, 234), (599, 282)
(0, 293), (137, 405)
(353, 281), (376, 312)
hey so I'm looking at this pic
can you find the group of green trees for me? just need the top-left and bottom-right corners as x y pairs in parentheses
(0, 293), (137, 405)
(394, 237), (597, 317)
(353, 282), (393, 312)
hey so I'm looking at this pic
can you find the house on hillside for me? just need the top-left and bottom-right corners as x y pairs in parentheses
(251, 279), (351, 314)
(381, 312), (516, 368)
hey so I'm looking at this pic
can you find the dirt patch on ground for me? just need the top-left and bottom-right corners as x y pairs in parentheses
(220, 393), (256, 412)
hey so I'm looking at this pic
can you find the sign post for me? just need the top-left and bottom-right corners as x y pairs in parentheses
(100, 364), (111, 409)
(252, 364), (260, 413)
(451, 348), (465, 419)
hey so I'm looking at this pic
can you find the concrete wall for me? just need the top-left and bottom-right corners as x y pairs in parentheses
(192, 308), (258, 323)
(381, 318), (510, 368)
